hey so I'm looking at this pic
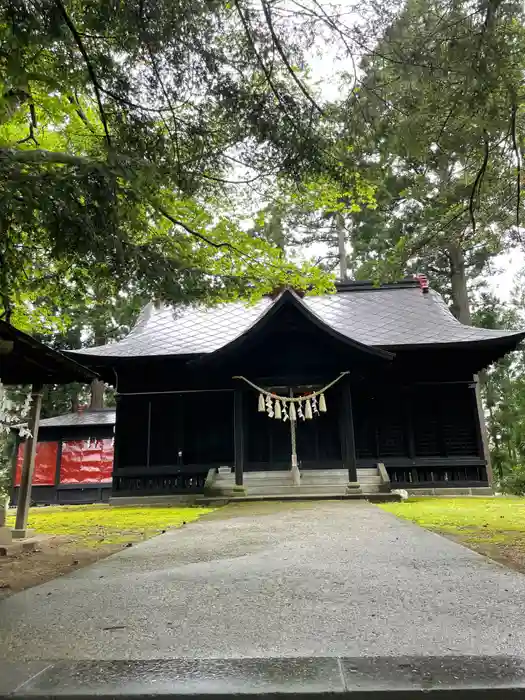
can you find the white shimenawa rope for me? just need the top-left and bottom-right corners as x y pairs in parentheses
(232, 371), (349, 402)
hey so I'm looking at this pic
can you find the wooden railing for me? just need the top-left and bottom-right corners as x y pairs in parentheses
(113, 471), (208, 495)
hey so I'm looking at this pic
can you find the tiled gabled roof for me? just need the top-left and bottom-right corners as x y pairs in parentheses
(69, 282), (525, 359)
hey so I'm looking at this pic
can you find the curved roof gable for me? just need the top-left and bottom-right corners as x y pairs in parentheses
(194, 289), (393, 363)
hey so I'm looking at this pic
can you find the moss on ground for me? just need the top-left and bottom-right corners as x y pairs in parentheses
(6, 504), (214, 547)
(379, 497), (525, 571)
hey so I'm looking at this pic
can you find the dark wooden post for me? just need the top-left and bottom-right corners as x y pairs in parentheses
(234, 389), (245, 487)
(340, 376), (358, 487)
(14, 383), (43, 536)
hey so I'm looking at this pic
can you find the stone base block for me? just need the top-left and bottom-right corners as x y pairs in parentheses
(11, 528), (35, 540)
(0, 527), (12, 545)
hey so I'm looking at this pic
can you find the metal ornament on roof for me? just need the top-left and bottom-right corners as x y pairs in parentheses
(233, 371), (349, 422)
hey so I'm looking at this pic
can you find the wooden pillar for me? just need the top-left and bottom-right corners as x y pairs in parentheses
(9, 432), (20, 503)
(234, 389), (244, 486)
(14, 383), (43, 535)
(472, 376), (493, 486)
(340, 376), (357, 484)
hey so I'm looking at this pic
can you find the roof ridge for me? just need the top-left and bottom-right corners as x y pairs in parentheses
(336, 279), (421, 292)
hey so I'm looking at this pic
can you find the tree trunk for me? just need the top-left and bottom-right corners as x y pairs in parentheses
(448, 242), (471, 325)
(70, 387), (80, 413)
(486, 401), (502, 481)
(89, 379), (105, 409)
(336, 212), (348, 281)
(89, 321), (107, 409)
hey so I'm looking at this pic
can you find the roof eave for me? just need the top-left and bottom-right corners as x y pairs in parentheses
(0, 321), (97, 385)
(379, 331), (525, 352)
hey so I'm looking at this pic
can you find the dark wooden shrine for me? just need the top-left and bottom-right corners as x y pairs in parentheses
(69, 280), (525, 497)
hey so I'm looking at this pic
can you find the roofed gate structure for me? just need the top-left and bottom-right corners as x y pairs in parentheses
(70, 280), (525, 500)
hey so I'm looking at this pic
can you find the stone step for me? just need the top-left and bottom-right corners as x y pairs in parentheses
(298, 481), (349, 488)
(246, 484), (351, 496)
(212, 468), (389, 497)
(243, 478), (295, 487)
(299, 476), (348, 485)
(198, 493), (402, 503)
(300, 471), (347, 478)
(300, 469), (348, 478)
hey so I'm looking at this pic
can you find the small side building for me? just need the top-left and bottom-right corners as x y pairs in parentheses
(11, 410), (115, 505)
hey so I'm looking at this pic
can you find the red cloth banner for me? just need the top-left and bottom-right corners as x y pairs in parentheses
(59, 439), (114, 484)
(15, 442), (58, 486)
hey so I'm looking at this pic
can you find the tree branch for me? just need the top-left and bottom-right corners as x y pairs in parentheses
(468, 130), (489, 234)
(142, 41), (181, 180)
(511, 102), (521, 229)
(0, 147), (94, 167)
(154, 204), (239, 251)
(67, 95), (96, 133)
(260, 0), (324, 115)
(54, 0), (111, 147)
(233, 0), (294, 123)
(152, 203), (286, 272)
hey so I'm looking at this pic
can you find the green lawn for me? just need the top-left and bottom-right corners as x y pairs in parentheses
(379, 497), (525, 570)
(6, 504), (215, 546)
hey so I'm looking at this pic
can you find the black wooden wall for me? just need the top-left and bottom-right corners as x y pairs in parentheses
(111, 374), (487, 495)
(353, 381), (480, 461)
(113, 391), (234, 495)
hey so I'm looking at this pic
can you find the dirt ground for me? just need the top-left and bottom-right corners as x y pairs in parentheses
(0, 536), (125, 599)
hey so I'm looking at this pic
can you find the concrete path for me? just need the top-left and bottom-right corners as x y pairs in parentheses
(1, 501), (525, 660)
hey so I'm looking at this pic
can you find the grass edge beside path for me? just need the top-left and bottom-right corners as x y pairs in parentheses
(379, 497), (525, 573)
(1, 504), (215, 597)
(7, 504), (215, 546)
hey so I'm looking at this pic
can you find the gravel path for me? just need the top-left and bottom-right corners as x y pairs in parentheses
(1, 501), (525, 660)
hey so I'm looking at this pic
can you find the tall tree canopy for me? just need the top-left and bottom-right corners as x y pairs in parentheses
(1, 0), (368, 328)
(3, 0), (525, 330)
(336, 0), (525, 320)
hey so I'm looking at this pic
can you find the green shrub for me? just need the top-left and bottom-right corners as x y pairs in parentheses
(501, 465), (525, 496)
